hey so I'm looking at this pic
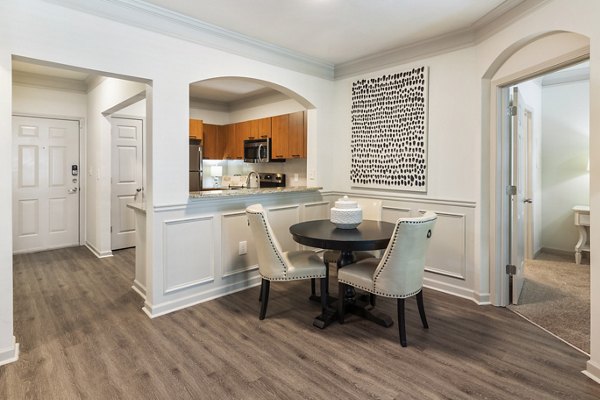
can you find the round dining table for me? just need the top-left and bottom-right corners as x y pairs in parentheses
(289, 219), (396, 328)
(289, 219), (395, 267)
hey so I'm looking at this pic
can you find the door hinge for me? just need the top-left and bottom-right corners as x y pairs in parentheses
(110, 226), (113, 233)
(506, 185), (517, 195)
(506, 264), (517, 275)
(508, 105), (517, 116)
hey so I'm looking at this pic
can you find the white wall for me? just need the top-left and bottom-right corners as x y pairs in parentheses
(12, 85), (87, 118)
(541, 79), (589, 252)
(85, 77), (146, 256)
(2, 0), (600, 381)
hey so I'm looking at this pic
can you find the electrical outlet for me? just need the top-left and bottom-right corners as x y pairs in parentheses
(238, 241), (247, 255)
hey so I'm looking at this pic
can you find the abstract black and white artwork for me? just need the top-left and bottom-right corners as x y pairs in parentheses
(350, 66), (429, 192)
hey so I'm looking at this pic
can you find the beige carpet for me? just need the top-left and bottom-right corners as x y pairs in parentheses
(508, 252), (590, 353)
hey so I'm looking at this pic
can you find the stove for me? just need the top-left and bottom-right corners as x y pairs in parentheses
(259, 173), (286, 188)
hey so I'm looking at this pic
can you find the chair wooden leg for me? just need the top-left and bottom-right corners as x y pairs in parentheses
(320, 278), (327, 315)
(259, 279), (263, 302)
(310, 278), (316, 296)
(369, 293), (377, 307)
(259, 279), (270, 320)
(397, 298), (407, 347)
(324, 264), (330, 297)
(338, 282), (346, 324)
(416, 290), (429, 329)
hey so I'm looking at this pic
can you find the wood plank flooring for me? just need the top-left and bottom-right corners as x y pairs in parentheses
(1, 246), (599, 399)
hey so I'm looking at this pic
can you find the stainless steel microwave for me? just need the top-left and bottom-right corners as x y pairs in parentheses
(244, 138), (271, 163)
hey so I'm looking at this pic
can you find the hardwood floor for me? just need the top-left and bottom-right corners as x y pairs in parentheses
(1, 246), (599, 399)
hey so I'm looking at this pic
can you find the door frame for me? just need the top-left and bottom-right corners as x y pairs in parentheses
(12, 113), (87, 248)
(488, 49), (590, 306)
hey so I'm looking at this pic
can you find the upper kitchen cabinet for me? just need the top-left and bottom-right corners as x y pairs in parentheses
(271, 114), (289, 160)
(288, 111), (306, 159)
(223, 124), (243, 160)
(189, 119), (203, 140)
(237, 118), (272, 140)
(255, 117), (272, 139)
(203, 124), (224, 159)
(271, 111), (306, 159)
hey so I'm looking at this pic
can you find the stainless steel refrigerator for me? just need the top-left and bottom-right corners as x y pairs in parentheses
(189, 139), (203, 191)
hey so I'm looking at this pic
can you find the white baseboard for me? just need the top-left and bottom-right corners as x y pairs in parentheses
(132, 280), (146, 299)
(85, 242), (113, 258)
(583, 360), (600, 385)
(424, 277), (489, 305)
(0, 337), (19, 366)
(142, 275), (262, 318)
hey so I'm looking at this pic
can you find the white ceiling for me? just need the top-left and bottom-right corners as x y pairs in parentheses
(141, 0), (514, 65)
(14, 0), (542, 103)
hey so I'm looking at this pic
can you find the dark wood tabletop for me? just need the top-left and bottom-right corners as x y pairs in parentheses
(289, 219), (395, 252)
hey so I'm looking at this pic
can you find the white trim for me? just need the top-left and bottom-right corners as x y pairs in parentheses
(0, 337), (19, 366)
(584, 360), (600, 385)
(85, 242), (113, 258)
(322, 191), (476, 208)
(43, 0), (334, 80)
(488, 48), (591, 307)
(43, 0), (548, 81)
(221, 265), (259, 279)
(131, 280), (146, 299)
(143, 275), (261, 318)
(423, 279), (487, 305)
(12, 71), (87, 93)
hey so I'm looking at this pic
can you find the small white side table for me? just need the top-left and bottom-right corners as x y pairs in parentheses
(573, 205), (590, 264)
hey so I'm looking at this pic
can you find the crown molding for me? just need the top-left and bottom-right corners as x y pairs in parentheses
(42, 0), (549, 82)
(42, 0), (335, 80)
(334, 28), (475, 79)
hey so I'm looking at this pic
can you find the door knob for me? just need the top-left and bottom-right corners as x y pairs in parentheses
(68, 187), (78, 194)
(524, 198), (532, 203)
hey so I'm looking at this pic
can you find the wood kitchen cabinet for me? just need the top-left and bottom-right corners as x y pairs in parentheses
(203, 124), (225, 159)
(189, 119), (203, 140)
(288, 111), (306, 158)
(271, 111), (306, 159)
(223, 124), (243, 160)
(271, 114), (289, 160)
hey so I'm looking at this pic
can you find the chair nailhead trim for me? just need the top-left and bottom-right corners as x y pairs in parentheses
(248, 208), (326, 281)
(341, 214), (436, 298)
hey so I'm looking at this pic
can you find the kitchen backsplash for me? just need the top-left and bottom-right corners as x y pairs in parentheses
(202, 158), (307, 188)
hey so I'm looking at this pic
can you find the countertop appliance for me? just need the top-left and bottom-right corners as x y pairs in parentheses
(189, 139), (203, 191)
(259, 173), (286, 188)
(244, 138), (271, 163)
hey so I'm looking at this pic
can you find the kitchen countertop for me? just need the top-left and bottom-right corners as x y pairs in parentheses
(189, 186), (322, 198)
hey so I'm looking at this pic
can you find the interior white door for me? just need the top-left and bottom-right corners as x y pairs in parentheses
(111, 117), (143, 250)
(524, 109), (534, 260)
(12, 116), (80, 253)
(510, 87), (526, 304)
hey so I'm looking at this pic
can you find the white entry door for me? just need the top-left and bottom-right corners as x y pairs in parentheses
(12, 116), (80, 253)
(111, 117), (143, 250)
(509, 87), (526, 304)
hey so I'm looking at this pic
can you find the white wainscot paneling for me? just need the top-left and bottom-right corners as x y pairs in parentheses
(221, 211), (258, 277)
(163, 216), (215, 293)
(381, 205), (412, 222)
(423, 210), (467, 280)
(303, 201), (330, 221)
(266, 204), (301, 252)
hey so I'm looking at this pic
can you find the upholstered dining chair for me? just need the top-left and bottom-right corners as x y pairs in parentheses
(337, 211), (437, 347)
(246, 203), (328, 320)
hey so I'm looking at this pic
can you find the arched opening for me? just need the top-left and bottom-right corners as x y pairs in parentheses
(188, 76), (315, 191)
(482, 31), (591, 350)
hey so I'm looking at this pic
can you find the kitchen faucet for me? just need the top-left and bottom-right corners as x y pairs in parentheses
(246, 171), (260, 189)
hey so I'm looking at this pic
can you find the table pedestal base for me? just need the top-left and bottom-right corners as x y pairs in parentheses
(312, 294), (394, 329)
